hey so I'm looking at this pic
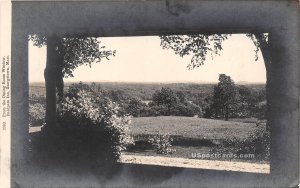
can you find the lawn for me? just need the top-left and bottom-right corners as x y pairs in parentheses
(129, 116), (261, 141)
(125, 116), (268, 163)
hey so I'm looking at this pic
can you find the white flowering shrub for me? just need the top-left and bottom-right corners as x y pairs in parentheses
(60, 90), (102, 125)
(99, 99), (134, 158)
(148, 133), (176, 154)
(58, 86), (133, 162)
(29, 103), (45, 127)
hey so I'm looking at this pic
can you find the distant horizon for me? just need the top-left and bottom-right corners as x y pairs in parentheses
(29, 80), (266, 85)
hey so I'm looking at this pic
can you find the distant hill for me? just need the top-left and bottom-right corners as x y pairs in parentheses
(30, 81), (265, 102)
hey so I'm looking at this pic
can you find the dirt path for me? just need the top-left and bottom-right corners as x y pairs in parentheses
(120, 154), (270, 174)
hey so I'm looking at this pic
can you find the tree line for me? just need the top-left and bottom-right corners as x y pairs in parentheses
(59, 74), (266, 120)
(203, 74), (266, 120)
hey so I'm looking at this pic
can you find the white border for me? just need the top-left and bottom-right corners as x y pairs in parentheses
(0, 0), (11, 188)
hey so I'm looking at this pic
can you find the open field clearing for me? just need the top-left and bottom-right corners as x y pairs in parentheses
(30, 116), (262, 141)
(130, 116), (261, 141)
(126, 116), (268, 164)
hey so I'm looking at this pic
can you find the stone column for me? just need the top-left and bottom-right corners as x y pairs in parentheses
(11, 31), (29, 183)
(268, 28), (299, 184)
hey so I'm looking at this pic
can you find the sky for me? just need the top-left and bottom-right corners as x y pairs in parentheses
(28, 34), (266, 84)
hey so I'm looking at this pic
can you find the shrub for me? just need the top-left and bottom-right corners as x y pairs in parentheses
(29, 93), (46, 105)
(147, 104), (170, 116)
(148, 133), (176, 154)
(58, 88), (133, 163)
(171, 102), (201, 117)
(147, 101), (201, 117)
(211, 123), (270, 161)
(253, 100), (267, 119)
(29, 103), (45, 127)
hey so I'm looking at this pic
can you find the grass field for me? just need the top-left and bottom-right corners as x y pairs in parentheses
(129, 116), (260, 141)
(125, 116), (266, 162)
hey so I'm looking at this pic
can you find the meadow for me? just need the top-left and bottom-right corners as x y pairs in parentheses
(129, 116), (259, 140)
(124, 116), (267, 162)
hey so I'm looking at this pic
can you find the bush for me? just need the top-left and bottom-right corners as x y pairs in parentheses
(147, 104), (170, 116)
(147, 101), (201, 117)
(148, 133), (176, 154)
(58, 88), (133, 164)
(211, 123), (270, 161)
(29, 103), (45, 127)
(253, 101), (267, 119)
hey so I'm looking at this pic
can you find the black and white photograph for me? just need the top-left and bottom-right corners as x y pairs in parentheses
(28, 34), (270, 175)
(1, 1), (299, 187)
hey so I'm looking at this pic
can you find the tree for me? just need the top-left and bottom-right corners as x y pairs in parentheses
(236, 85), (265, 118)
(29, 34), (116, 131)
(152, 87), (178, 107)
(176, 91), (187, 104)
(108, 90), (125, 102)
(236, 86), (254, 118)
(125, 98), (148, 117)
(211, 74), (238, 120)
(160, 34), (229, 70)
(203, 95), (214, 118)
(160, 33), (270, 127)
(160, 33), (269, 72)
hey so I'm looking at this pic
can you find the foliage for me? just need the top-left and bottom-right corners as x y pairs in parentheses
(235, 86), (254, 118)
(146, 104), (170, 116)
(209, 74), (239, 120)
(29, 35), (116, 102)
(202, 95), (214, 118)
(203, 76), (267, 120)
(169, 102), (201, 117)
(236, 86), (267, 119)
(58, 85), (133, 160)
(83, 85), (204, 118)
(29, 81), (266, 120)
(160, 33), (268, 70)
(246, 33), (269, 61)
(159, 33), (269, 120)
(65, 82), (94, 99)
(160, 34), (229, 69)
(29, 93), (46, 105)
(254, 100), (267, 119)
(148, 133), (176, 154)
(176, 91), (187, 103)
(149, 87), (201, 117)
(29, 103), (45, 127)
(29, 34), (47, 47)
(152, 87), (179, 107)
(210, 122), (270, 161)
(29, 35), (116, 78)
(125, 98), (149, 117)
(57, 37), (116, 78)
